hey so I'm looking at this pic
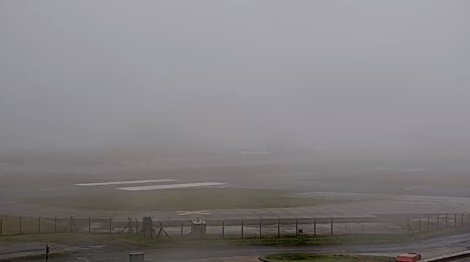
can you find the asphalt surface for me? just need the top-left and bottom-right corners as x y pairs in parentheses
(13, 231), (470, 262)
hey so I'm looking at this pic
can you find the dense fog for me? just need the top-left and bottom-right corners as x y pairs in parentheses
(1, 0), (469, 154)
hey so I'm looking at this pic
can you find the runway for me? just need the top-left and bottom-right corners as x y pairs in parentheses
(2, 192), (470, 223)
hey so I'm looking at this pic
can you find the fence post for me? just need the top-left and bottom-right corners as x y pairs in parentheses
(88, 217), (91, 233)
(314, 219), (316, 236)
(296, 220), (298, 237)
(427, 217), (430, 232)
(331, 219), (333, 236)
(462, 213), (465, 227)
(454, 213), (457, 227)
(241, 221), (244, 239)
(0, 218), (2, 236)
(445, 214), (448, 228)
(54, 217), (57, 233)
(181, 223), (183, 240)
(345, 222), (347, 235)
(38, 217), (41, 234)
(109, 217), (112, 233)
(135, 219), (138, 235)
(278, 220), (280, 238)
(418, 218), (421, 233)
(259, 220), (262, 238)
(362, 223), (364, 235)
(70, 216), (73, 232)
(19, 217), (22, 235)
(222, 221), (225, 240)
(437, 215), (440, 230)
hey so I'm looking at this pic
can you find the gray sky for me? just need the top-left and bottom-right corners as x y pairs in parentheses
(1, 0), (469, 152)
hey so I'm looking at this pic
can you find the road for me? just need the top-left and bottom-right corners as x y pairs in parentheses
(20, 231), (470, 262)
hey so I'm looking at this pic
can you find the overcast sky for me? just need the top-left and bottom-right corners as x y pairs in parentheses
(1, 0), (469, 152)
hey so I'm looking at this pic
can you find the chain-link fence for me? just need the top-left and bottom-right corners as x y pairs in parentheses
(1, 214), (469, 239)
(406, 213), (470, 234)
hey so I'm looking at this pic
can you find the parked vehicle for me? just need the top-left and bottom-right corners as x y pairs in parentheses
(397, 253), (422, 262)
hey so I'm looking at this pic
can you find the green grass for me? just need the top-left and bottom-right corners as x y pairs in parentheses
(0, 215), (71, 236)
(262, 254), (355, 262)
(0, 175), (81, 189)
(0, 253), (69, 262)
(0, 233), (111, 246)
(241, 234), (413, 245)
(114, 234), (414, 247)
(24, 188), (344, 211)
(0, 233), (413, 248)
(260, 254), (395, 262)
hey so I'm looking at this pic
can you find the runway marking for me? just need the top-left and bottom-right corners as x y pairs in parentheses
(402, 185), (425, 191)
(178, 210), (211, 215)
(391, 184), (425, 195)
(116, 182), (226, 191)
(74, 179), (176, 186)
(40, 187), (84, 191)
(403, 169), (424, 172)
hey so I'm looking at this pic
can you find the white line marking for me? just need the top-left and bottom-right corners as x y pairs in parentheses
(74, 179), (176, 186)
(178, 210), (211, 215)
(391, 184), (425, 195)
(116, 182), (226, 191)
(40, 187), (84, 191)
(403, 169), (424, 172)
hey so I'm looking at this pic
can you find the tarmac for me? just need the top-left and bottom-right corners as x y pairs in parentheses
(2, 192), (470, 223)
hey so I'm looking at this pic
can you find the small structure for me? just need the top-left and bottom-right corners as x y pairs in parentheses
(129, 252), (144, 262)
(397, 253), (422, 262)
(141, 216), (153, 238)
(191, 218), (207, 239)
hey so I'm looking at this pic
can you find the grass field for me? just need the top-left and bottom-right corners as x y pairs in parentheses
(0, 253), (69, 262)
(113, 234), (413, 247)
(0, 214), (74, 236)
(0, 233), (113, 246)
(0, 173), (86, 189)
(24, 188), (344, 211)
(0, 233), (412, 247)
(260, 254), (395, 262)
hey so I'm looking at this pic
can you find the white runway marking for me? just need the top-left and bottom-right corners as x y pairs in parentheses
(403, 185), (425, 191)
(178, 210), (211, 215)
(40, 187), (84, 191)
(403, 169), (424, 172)
(391, 185), (425, 195)
(116, 182), (226, 191)
(74, 179), (176, 186)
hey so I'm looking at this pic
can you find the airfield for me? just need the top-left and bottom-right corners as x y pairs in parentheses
(1, 150), (470, 222)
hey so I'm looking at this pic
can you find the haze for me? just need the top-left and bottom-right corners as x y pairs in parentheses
(4, 2), (470, 249)
(1, 0), (469, 154)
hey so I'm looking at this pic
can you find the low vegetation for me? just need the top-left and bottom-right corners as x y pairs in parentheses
(260, 254), (395, 262)
(0, 253), (69, 262)
(0, 233), (412, 247)
(114, 234), (413, 247)
(0, 215), (70, 236)
(0, 174), (83, 189)
(0, 233), (111, 246)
